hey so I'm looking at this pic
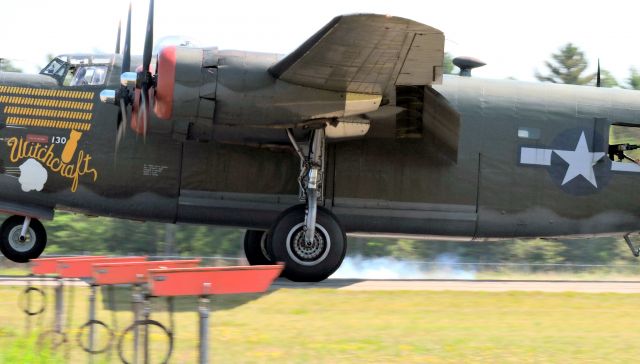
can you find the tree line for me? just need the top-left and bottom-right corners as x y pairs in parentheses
(534, 43), (640, 88)
(22, 212), (634, 265)
(444, 42), (640, 89)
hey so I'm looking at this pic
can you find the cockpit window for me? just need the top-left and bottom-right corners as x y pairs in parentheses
(69, 66), (108, 86)
(40, 58), (68, 77)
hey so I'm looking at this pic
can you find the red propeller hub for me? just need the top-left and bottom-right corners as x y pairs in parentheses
(154, 46), (176, 120)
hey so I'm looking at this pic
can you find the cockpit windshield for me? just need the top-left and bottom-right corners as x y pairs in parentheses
(69, 66), (108, 86)
(40, 55), (111, 86)
(40, 57), (68, 78)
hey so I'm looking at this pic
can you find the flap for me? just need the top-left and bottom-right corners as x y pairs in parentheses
(269, 14), (444, 95)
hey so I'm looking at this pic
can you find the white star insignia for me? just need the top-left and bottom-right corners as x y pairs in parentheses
(553, 132), (605, 187)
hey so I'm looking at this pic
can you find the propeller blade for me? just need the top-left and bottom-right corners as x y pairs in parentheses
(140, 0), (154, 142)
(596, 59), (601, 88)
(115, 20), (122, 54)
(122, 2), (132, 73)
(142, 0), (154, 74)
(119, 98), (128, 136)
(115, 98), (128, 152)
(140, 87), (149, 140)
(115, 121), (126, 152)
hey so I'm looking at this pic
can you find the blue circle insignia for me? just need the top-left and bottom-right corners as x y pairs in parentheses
(546, 128), (611, 196)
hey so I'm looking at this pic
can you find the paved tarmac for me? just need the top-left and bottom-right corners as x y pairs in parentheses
(2, 276), (640, 293)
(269, 278), (640, 293)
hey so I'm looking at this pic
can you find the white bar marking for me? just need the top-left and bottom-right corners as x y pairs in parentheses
(520, 147), (553, 166)
(611, 161), (640, 173)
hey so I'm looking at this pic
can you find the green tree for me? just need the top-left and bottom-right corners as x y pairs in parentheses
(443, 52), (455, 74)
(535, 43), (594, 85)
(596, 69), (618, 88)
(17, 211), (633, 266)
(626, 67), (640, 90)
(0, 59), (22, 73)
(505, 239), (567, 264)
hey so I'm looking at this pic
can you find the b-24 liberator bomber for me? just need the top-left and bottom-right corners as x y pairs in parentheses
(2, 1), (640, 281)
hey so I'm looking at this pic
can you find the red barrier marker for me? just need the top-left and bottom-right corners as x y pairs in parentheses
(57, 257), (147, 279)
(92, 259), (200, 362)
(147, 264), (283, 363)
(92, 260), (201, 285)
(148, 265), (283, 297)
(30, 256), (107, 344)
(31, 256), (106, 276)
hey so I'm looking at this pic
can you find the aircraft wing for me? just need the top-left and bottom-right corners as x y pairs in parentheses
(269, 14), (445, 95)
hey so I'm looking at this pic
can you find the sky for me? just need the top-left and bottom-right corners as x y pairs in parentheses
(0, 0), (638, 84)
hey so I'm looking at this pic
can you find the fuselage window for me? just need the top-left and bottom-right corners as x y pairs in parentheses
(608, 124), (640, 162)
(68, 66), (108, 86)
(517, 127), (540, 139)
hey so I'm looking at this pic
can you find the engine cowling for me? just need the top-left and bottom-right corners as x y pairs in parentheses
(154, 46), (217, 133)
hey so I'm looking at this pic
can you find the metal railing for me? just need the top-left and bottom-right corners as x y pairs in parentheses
(2, 255), (639, 280)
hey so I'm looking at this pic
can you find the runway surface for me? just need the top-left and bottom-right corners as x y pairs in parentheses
(272, 279), (640, 293)
(2, 276), (640, 293)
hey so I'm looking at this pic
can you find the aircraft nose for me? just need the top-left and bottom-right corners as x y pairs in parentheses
(0, 71), (61, 90)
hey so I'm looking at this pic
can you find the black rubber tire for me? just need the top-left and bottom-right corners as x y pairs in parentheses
(0, 216), (47, 263)
(244, 230), (274, 265)
(268, 205), (346, 282)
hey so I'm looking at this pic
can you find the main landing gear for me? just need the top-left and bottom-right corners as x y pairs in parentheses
(242, 127), (346, 282)
(268, 205), (346, 282)
(243, 230), (273, 265)
(0, 215), (47, 263)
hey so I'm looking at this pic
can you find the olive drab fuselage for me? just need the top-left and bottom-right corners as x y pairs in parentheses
(1, 50), (640, 241)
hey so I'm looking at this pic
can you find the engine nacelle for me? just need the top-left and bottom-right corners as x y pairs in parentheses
(154, 46), (217, 126)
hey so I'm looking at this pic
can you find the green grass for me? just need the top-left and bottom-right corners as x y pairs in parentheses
(0, 285), (639, 363)
(0, 335), (65, 363)
(0, 266), (31, 276)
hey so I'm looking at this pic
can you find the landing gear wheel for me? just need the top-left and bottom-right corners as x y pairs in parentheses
(268, 205), (346, 282)
(244, 230), (274, 265)
(0, 216), (47, 263)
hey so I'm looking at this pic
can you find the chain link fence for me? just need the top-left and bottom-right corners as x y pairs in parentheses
(2, 255), (640, 280)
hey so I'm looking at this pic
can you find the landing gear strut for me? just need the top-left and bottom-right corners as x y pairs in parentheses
(624, 233), (640, 257)
(0, 215), (47, 263)
(302, 128), (324, 245)
(268, 127), (347, 282)
(20, 216), (32, 242)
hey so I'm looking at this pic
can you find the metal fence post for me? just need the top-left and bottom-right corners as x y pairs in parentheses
(199, 295), (210, 364)
(54, 279), (64, 334)
(132, 284), (143, 364)
(88, 284), (97, 363)
(199, 282), (212, 364)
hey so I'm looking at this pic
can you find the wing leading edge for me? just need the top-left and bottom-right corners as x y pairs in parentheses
(269, 14), (445, 95)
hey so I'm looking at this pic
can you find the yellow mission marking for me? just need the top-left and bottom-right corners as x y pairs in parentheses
(3, 106), (92, 121)
(6, 117), (91, 131)
(0, 86), (93, 100)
